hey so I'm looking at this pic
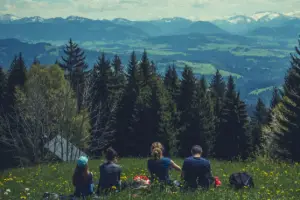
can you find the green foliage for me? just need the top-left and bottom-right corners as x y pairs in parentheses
(1, 158), (300, 199)
(215, 76), (251, 160)
(270, 39), (300, 161)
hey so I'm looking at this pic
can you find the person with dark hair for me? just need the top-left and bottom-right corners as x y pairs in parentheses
(181, 145), (214, 190)
(147, 145), (181, 185)
(96, 148), (122, 195)
(72, 156), (94, 198)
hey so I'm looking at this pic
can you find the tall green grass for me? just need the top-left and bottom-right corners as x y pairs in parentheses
(1, 158), (299, 199)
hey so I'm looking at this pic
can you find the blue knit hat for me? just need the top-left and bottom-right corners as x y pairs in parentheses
(77, 156), (88, 167)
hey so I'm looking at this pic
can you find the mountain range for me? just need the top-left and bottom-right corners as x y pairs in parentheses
(1, 11), (300, 39)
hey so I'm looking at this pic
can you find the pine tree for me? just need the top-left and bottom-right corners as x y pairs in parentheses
(60, 38), (87, 111)
(210, 69), (226, 100)
(164, 65), (180, 102)
(111, 54), (126, 96)
(215, 76), (250, 160)
(272, 38), (300, 161)
(6, 53), (27, 111)
(0, 67), (6, 111)
(210, 70), (226, 141)
(251, 98), (268, 153)
(270, 87), (282, 109)
(114, 51), (141, 156)
(139, 50), (153, 86)
(89, 53), (114, 155)
(177, 65), (198, 156)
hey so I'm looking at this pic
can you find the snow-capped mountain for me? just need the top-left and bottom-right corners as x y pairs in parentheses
(17, 16), (45, 23)
(66, 16), (91, 22)
(0, 14), (20, 22)
(285, 11), (300, 18)
(226, 15), (255, 24)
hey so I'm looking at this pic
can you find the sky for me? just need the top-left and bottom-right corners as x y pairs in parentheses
(0, 0), (300, 21)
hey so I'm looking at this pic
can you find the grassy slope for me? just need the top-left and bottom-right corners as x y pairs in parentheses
(1, 158), (299, 199)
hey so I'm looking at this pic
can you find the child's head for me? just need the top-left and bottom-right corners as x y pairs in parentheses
(73, 156), (89, 186)
(151, 147), (163, 160)
(191, 145), (203, 156)
(151, 142), (164, 153)
(105, 147), (118, 162)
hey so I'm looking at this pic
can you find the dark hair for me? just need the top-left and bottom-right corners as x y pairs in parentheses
(105, 147), (118, 161)
(191, 145), (203, 155)
(72, 165), (89, 187)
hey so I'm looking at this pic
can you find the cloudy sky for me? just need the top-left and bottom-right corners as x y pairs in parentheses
(0, 0), (300, 20)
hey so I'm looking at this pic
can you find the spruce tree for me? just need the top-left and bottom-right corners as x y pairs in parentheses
(60, 38), (87, 111)
(164, 65), (180, 102)
(270, 87), (282, 109)
(140, 50), (152, 85)
(215, 76), (250, 160)
(0, 67), (6, 113)
(6, 53), (27, 111)
(115, 51), (140, 156)
(273, 38), (300, 161)
(251, 98), (268, 153)
(111, 54), (126, 96)
(89, 53), (114, 155)
(177, 65), (198, 156)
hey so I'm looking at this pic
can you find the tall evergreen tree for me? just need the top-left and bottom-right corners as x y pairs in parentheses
(111, 54), (126, 96)
(164, 65), (180, 102)
(272, 38), (300, 161)
(114, 51), (141, 156)
(0, 67), (6, 110)
(60, 38), (87, 111)
(6, 53), (27, 111)
(177, 66), (198, 156)
(140, 50), (153, 85)
(270, 87), (282, 109)
(89, 53), (114, 155)
(215, 76), (251, 160)
(251, 98), (268, 153)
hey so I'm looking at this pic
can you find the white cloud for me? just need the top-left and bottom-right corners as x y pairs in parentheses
(0, 0), (299, 20)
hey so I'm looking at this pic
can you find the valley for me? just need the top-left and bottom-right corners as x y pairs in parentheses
(0, 11), (299, 105)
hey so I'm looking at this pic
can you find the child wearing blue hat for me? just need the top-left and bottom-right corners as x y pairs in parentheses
(72, 156), (94, 198)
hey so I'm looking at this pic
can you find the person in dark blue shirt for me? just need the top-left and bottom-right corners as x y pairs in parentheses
(97, 148), (122, 195)
(147, 146), (181, 185)
(72, 156), (94, 198)
(181, 145), (214, 189)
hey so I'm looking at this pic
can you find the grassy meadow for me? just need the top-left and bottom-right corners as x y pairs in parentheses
(0, 158), (299, 199)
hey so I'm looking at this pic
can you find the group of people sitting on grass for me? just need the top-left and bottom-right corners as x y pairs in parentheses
(72, 142), (217, 198)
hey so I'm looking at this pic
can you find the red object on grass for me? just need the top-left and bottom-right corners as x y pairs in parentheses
(214, 176), (221, 187)
(133, 175), (150, 185)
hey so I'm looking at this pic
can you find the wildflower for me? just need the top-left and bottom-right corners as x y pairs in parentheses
(4, 192), (8, 195)
(6, 189), (11, 193)
(25, 188), (30, 192)
(111, 186), (117, 190)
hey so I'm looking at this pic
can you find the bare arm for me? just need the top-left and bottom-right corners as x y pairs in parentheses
(170, 160), (181, 171)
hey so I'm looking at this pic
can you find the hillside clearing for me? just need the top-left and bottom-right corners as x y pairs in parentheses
(0, 158), (299, 199)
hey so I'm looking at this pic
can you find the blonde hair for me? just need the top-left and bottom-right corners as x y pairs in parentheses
(152, 147), (162, 160)
(151, 142), (164, 152)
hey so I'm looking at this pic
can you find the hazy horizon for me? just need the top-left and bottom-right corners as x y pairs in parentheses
(0, 0), (300, 21)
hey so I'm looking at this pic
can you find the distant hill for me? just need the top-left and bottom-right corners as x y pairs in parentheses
(248, 19), (300, 38)
(0, 19), (149, 41)
(212, 11), (300, 34)
(179, 21), (228, 35)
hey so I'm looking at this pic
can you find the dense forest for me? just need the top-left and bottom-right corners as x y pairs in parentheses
(0, 37), (299, 170)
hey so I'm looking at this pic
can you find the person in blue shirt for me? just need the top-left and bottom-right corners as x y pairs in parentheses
(147, 145), (181, 185)
(72, 156), (94, 198)
(97, 148), (122, 195)
(181, 145), (214, 190)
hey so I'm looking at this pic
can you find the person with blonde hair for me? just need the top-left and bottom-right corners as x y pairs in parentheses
(150, 142), (164, 153)
(147, 144), (181, 185)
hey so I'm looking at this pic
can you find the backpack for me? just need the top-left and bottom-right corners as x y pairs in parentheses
(229, 172), (254, 189)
